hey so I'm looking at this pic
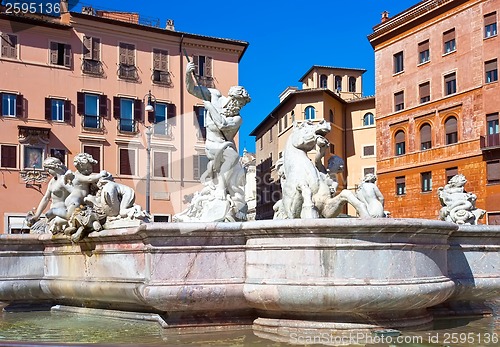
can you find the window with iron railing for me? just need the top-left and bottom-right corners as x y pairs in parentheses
(487, 113), (499, 147)
(114, 97), (142, 133)
(82, 36), (103, 76)
(152, 49), (172, 86)
(118, 43), (138, 81)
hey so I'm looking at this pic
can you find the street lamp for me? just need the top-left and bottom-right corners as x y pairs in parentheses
(143, 90), (156, 214)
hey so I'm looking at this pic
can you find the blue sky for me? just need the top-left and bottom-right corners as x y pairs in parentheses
(73, 0), (419, 153)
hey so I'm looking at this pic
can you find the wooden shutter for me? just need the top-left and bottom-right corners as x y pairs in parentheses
(83, 145), (100, 173)
(445, 117), (457, 133)
(167, 103), (176, 126)
(127, 44), (135, 66)
(1, 145), (17, 168)
(487, 161), (500, 182)
(83, 36), (91, 59)
(443, 29), (455, 43)
(153, 152), (169, 177)
(394, 91), (404, 105)
(119, 43), (127, 64)
(63, 45), (71, 67)
(113, 97), (121, 119)
(395, 176), (405, 184)
(92, 38), (100, 60)
(50, 42), (58, 65)
(485, 59), (497, 72)
(444, 73), (456, 84)
(160, 50), (168, 71)
(193, 154), (199, 180)
(64, 100), (71, 123)
(1, 33), (8, 57)
(134, 99), (142, 122)
(8, 34), (16, 59)
(119, 148), (132, 175)
(446, 167), (458, 181)
(16, 94), (23, 117)
(395, 130), (405, 143)
(45, 98), (52, 120)
(99, 95), (107, 119)
(484, 12), (496, 26)
(77, 92), (85, 115)
(418, 40), (429, 53)
(193, 55), (199, 75)
(205, 56), (213, 77)
(153, 49), (160, 70)
(420, 123), (431, 143)
(420, 82), (430, 98)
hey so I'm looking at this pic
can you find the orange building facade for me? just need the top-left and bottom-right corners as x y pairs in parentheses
(0, 5), (247, 232)
(368, 0), (500, 223)
(251, 66), (376, 220)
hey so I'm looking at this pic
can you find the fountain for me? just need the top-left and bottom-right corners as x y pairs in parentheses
(0, 63), (498, 346)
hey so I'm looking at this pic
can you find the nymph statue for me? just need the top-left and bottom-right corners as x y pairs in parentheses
(438, 174), (485, 225)
(356, 173), (386, 218)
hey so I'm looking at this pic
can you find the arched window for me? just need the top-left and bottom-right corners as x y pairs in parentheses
(319, 74), (328, 88)
(305, 106), (316, 120)
(420, 123), (432, 150)
(445, 116), (458, 144)
(335, 76), (342, 91)
(395, 130), (406, 156)
(363, 112), (374, 126)
(348, 76), (356, 92)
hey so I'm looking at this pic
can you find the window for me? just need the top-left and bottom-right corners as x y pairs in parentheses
(319, 74), (328, 88)
(305, 106), (315, 120)
(484, 12), (497, 38)
(82, 36), (102, 75)
(486, 113), (499, 147)
(50, 149), (66, 166)
(119, 148), (135, 176)
(150, 102), (176, 136)
(329, 143), (335, 154)
(445, 116), (458, 145)
(420, 123), (432, 150)
(114, 97), (141, 133)
(393, 51), (404, 73)
(329, 110), (334, 123)
(444, 72), (457, 95)
(363, 112), (374, 126)
(0, 144), (16, 168)
(269, 127), (273, 142)
(259, 137), (263, 150)
(153, 151), (170, 178)
(153, 49), (171, 85)
(396, 176), (406, 195)
(278, 118), (282, 133)
(1, 33), (17, 59)
(348, 76), (356, 92)
(6, 215), (30, 234)
(153, 215), (170, 222)
(487, 212), (500, 225)
(83, 145), (101, 173)
(193, 154), (209, 180)
(193, 106), (206, 140)
(364, 167), (375, 176)
(193, 55), (213, 87)
(291, 110), (295, 122)
(284, 113), (288, 128)
(394, 91), (404, 111)
(418, 40), (430, 64)
(45, 98), (71, 123)
(23, 147), (43, 169)
(446, 167), (458, 184)
(419, 82), (430, 103)
(363, 145), (375, 156)
(487, 160), (500, 184)
(77, 92), (107, 129)
(395, 130), (405, 156)
(334, 76), (342, 91)
(485, 59), (498, 83)
(118, 43), (137, 80)
(50, 42), (71, 67)
(421, 172), (432, 192)
(1, 93), (22, 117)
(443, 29), (456, 54)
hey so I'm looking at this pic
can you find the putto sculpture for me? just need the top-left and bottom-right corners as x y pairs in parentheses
(174, 60), (251, 222)
(273, 120), (371, 219)
(438, 174), (485, 225)
(27, 154), (148, 241)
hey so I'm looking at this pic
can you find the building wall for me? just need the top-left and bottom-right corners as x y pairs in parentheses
(0, 12), (245, 232)
(370, 0), (500, 222)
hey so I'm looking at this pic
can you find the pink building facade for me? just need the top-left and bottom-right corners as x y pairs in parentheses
(0, 7), (247, 233)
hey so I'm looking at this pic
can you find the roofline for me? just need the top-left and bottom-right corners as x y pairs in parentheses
(346, 95), (375, 103)
(70, 12), (249, 61)
(0, 12), (72, 30)
(298, 65), (367, 83)
(250, 88), (346, 136)
(368, 0), (468, 48)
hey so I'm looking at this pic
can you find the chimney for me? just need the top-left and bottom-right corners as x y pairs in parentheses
(166, 19), (175, 30)
(381, 11), (389, 23)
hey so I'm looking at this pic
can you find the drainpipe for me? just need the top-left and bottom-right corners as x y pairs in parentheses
(179, 34), (185, 189)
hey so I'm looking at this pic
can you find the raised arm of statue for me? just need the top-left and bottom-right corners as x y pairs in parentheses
(186, 62), (211, 101)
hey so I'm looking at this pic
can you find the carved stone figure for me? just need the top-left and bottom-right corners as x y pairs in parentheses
(273, 120), (370, 219)
(356, 173), (386, 218)
(27, 153), (148, 240)
(174, 61), (251, 222)
(438, 174), (485, 225)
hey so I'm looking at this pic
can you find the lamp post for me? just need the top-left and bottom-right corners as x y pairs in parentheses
(144, 90), (156, 214)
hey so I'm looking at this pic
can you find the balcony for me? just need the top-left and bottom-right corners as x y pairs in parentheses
(480, 134), (500, 150)
(152, 70), (172, 86)
(82, 59), (104, 76)
(118, 119), (137, 134)
(118, 64), (138, 81)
